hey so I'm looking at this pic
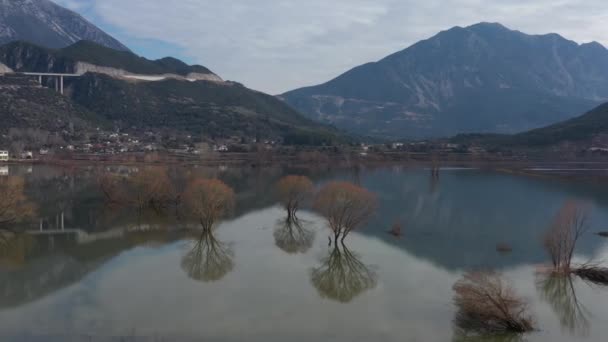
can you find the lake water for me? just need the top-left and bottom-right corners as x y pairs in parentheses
(1, 164), (608, 341)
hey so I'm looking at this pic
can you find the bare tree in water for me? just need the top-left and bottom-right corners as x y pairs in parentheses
(98, 167), (175, 214)
(313, 181), (376, 245)
(310, 244), (377, 303)
(182, 178), (235, 232)
(543, 201), (590, 274)
(453, 271), (535, 336)
(275, 175), (313, 221)
(180, 178), (236, 282)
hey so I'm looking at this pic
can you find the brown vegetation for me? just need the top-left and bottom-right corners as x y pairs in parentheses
(310, 244), (377, 303)
(98, 167), (175, 213)
(453, 271), (535, 335)
(0, 176), (36, 230)
(543, 201), (590, 273)
(573, 266), (608, 285)
(313, 181), (377, 244)
(182, 178), (235, 232)
(275, 175), (313, 220)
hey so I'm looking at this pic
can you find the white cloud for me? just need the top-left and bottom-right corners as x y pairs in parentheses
(55, 0), (608, 94)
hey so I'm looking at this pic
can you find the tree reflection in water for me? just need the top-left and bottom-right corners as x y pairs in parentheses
(181, 229), (234, 282)
(311, 244), (377, 303)
(274, 217), (315, 254)
(536, 273), (590, 336)
(452, 332), (525, 342)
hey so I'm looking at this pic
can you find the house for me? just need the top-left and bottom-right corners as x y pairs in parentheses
(20, 151), (33, 159)
(0, 150), (8, 161)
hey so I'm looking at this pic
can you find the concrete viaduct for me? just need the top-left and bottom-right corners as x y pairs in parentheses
(21, 72), (81, 95)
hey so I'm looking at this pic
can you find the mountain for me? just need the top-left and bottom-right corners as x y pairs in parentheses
(453, 102), (608, 149)
(0, 41), (342, 145)
(0, 0), (128, 51)
(0, 74), (96, 132)
(0, 40), (219, 80)
(282, 23), (608, 139)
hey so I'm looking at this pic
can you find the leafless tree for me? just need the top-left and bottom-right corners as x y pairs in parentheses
(543, 201), (590, 273)
(310, 244), (377, 303)
(453, 271), (535, 335)
(313, 181), (377, 244)
(98, 167), (175, 214)
(182, 178), (235, 232)
(275, 175), (313, 220)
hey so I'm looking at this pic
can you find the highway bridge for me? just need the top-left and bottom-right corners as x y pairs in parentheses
(20, 72), (81, 94)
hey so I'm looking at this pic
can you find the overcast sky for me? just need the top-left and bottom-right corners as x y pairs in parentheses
(55, 0), (608, 94)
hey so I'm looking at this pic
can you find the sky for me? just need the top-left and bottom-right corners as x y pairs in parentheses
(54, 0), (608, 94)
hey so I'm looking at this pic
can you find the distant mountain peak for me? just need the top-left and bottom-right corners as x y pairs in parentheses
(283, 23), (608, 138)
(466, 22), (509, 31)
(0, 0), (129, 51)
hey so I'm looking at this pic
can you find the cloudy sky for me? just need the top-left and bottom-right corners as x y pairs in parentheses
(55, 0), (608, 94)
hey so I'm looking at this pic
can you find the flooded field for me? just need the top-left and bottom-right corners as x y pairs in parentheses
(1, 164), (608, 341)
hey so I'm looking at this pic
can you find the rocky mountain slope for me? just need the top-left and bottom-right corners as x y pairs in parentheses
(0, 0), (128, 51)
(282, 23), (608, 138)
(0, 41), (342, 145)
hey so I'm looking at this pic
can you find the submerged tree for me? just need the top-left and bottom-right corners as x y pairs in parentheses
(98, 167), (175, 214)
(453, 271), (535, 336)
(536, 272), (589, 336)
(181, 229), (234, 282)
(543, 201), (590, 274)
(0, 176), (35, 232)
(182, 178), (235, 232)
(275, 175), (313, 220)
(273, 217), (315, 254)
(310, 244), (377, 303)
(313, 181), (377, 244)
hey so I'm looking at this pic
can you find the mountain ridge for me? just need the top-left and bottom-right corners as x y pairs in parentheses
(0, 0), (129, 51)
(282, 22), (608, 138)
(0, 40), (344, 145)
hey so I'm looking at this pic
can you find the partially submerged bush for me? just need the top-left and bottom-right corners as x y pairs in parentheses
(275, 175), (313, 220)
(573, 266), (608, 285)
(453, 271), (535, 335)
(98, 167), (175, 213)
(313, 181), (377, 244)
(0, 176), (36, 229)
(543, 201), (590, 273)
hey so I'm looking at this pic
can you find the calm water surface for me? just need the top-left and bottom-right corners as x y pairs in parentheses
(1, 164), (608, 341)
